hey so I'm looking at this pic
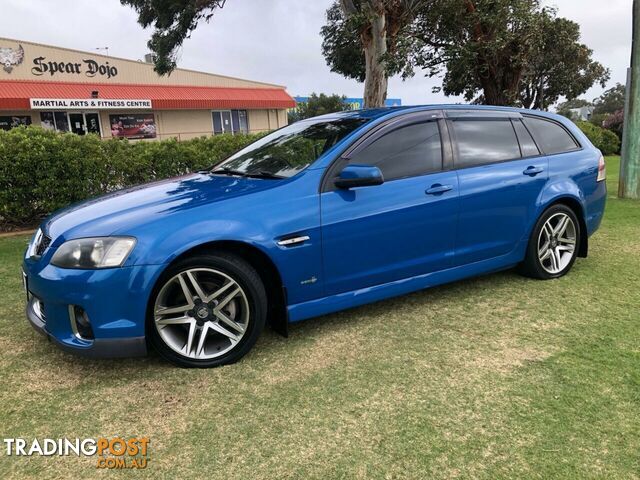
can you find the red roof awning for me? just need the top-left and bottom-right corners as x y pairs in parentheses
(0, 80), (296, 110)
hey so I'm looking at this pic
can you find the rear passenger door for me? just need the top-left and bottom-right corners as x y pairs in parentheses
(447, 111), (548, 266)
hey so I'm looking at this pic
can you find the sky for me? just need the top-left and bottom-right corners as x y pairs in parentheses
(0, 0), (633, 107)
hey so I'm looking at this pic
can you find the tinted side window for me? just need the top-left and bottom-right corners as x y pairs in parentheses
(349, 121), (442, 180)
(523, 117), (579, 155)
(512, 119), (540, 157)
(451, 119), (521, 168)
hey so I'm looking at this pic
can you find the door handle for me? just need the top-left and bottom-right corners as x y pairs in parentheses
(277, 235), (310, 247)
(425, 184), (453, 195)
(523, 166), (544, 176)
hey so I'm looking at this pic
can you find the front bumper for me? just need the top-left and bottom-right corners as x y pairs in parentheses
(23, 256), (165, 358)
(25, 296), (147, 357)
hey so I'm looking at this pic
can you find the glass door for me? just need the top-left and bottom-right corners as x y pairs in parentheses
(212, 110), (239, 134)
(220, 111), (232, 133)
(85, 113), (101, 135)
(68, 113), (86, 135)
(67, 112), (102, 136)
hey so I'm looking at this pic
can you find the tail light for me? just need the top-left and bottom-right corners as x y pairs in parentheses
(597, 155), (606, 182)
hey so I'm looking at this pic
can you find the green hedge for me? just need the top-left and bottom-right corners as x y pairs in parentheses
(576, 121), (621, 156)
(0, 127), (264, 228)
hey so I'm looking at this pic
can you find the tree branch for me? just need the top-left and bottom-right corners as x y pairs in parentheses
(340, 0), (358, 15)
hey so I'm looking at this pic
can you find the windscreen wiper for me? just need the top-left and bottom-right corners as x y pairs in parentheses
(245, 170), (285, 179)
(211, 168), (284, 179)
(210, 168), (249, 177)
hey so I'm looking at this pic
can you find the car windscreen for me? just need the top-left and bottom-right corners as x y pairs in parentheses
(212, 117), (368, 178)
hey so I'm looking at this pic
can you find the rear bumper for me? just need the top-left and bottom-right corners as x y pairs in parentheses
(586, 177), (607, 237)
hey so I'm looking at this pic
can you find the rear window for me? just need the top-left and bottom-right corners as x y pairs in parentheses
(451, 118), (521, 168)
(523, 117), (579, 155)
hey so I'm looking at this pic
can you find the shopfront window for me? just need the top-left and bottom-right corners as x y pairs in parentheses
(41, 111), (101, 136)
(40, 112), (69, 132)
(0, 115), (32, 131)
(212, 110), (248, 134)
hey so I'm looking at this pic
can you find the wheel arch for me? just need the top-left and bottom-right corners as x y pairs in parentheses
(540, 196), (589, 258)
(151, 240), (289, 337)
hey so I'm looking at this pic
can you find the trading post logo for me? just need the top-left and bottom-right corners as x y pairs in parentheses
(3, 437), (150, 469)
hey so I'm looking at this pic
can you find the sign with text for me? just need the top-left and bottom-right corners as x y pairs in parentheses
(30, 98), (152, 110)
(110, 113), (156, 139)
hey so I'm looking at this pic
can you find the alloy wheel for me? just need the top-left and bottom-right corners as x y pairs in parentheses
(537, 212), (577, 275)
(153, 268), (250, 360)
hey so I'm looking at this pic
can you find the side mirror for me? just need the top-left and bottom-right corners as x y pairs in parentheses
(334, 164), (384, 189)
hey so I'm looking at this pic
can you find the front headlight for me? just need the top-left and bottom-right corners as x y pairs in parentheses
(51, 237), (136, 269)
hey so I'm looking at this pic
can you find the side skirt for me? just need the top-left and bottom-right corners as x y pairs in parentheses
(287, 250), (524, 323)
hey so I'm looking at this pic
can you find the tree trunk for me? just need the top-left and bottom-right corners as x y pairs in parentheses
(620, 0), (640, 198)
(362, 5), (388, 108)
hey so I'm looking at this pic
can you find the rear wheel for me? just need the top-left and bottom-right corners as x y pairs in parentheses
(520, 204), (581, 280)
(148, 253), (267, 368)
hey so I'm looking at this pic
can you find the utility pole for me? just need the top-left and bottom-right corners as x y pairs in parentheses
(620, 0), (640, 198)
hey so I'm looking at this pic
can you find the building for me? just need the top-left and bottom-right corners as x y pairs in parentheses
(0, 38), (295, 140)
(568, 106), (595, 121)
(293, 96), (402, 112)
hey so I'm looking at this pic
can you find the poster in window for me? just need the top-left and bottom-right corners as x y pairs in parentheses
(40, 112), (55, 131)
(0, 115), (32, 131)
(109, 113), (156, 139)
(54, 112), (69, 132)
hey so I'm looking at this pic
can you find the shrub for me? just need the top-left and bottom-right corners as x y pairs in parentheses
(0, 127), (264, 228)
(576, 121), (621, 156)
(602, 109), (624, 140)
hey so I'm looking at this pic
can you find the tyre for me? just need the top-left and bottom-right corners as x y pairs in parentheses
(148, 252), (267, 368)
(520, 204), (581, 280)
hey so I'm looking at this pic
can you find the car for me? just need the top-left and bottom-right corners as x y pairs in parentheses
(23, 105), (607, 367)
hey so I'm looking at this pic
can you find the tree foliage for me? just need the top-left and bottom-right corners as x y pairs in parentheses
(412, 0), (540, 105)
(518, 11), (610, 109)
(593, 83), (627, 115)
(414, 0), (609, 107)
(321, 2), (417, 83)
(321, 1), (426, 107)
(289, 93), (349, 123)
(120, 0), (227, 75)
(322, 0), (610, 109)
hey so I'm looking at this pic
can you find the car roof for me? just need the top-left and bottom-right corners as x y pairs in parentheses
(310, 104), (562, 122)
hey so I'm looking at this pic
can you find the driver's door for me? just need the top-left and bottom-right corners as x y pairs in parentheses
(320, 115), (459, 296)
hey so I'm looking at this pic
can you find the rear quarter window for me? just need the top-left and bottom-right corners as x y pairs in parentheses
(512, 119), (541, 157)
(523, 116), (580, 155)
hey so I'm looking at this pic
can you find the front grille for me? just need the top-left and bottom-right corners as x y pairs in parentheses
(35, 234), (51, 257)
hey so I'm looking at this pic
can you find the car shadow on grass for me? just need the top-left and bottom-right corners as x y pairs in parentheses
(22, 267), (537, 375)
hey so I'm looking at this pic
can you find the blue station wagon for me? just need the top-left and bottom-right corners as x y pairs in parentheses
(23, 105), (607, 367)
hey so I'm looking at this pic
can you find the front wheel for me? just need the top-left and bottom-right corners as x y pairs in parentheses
(520, 204), (581, 280)
(148, 253), (267, 368)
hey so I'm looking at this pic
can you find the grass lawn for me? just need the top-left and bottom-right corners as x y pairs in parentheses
(0, 156), (638, 479)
